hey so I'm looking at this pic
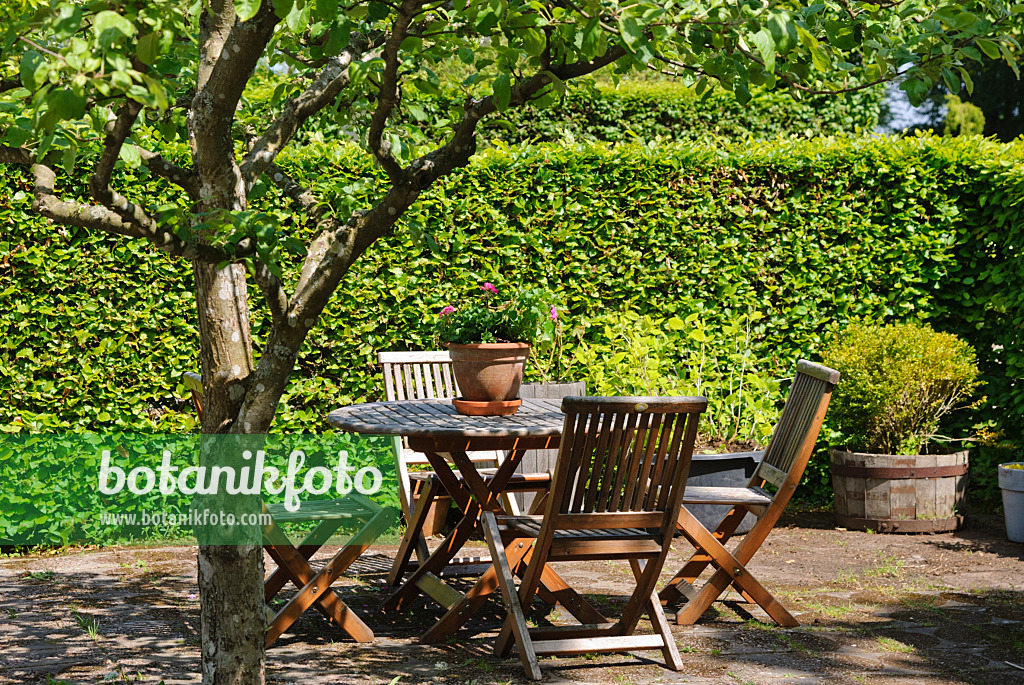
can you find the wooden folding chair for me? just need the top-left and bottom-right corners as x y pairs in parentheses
(378, 351), (549, 586)
(182, 372), (397, 647)
(482, 395), (706, 680)
(659, 360), (840, 627)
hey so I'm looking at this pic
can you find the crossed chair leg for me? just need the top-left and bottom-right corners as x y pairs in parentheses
(263, 505), (397, 647)
(660, 506), (798, 627)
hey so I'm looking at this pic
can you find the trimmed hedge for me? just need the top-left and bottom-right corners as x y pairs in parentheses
(255, 78), (883, 147)
(482, 81), (883, 143)
(2, 134), (1022, 505)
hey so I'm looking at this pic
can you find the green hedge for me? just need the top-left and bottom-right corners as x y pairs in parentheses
(253, 78), (883, 147)
(2, 134), (1022, 506)
(484, 81), (883, 143)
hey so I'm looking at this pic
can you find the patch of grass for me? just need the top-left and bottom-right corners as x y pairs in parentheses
(743, 618), (776, 631)
(876, 636), (914, 653)
(898, 594), (946, 614)
(461, 658), (492, 673)
(72, 610), (100, 640)
(863, 551), (907, 579)
(26, 569), (55, 581)
(833, 570), (859, 585)
(807, 600), (858, 619)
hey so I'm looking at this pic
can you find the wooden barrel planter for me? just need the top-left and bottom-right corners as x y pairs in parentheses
(830, 448), (969, 533)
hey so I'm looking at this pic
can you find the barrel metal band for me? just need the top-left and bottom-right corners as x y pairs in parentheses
(831, 464), (968, 479)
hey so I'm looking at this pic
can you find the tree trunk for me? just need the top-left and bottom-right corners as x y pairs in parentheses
(193, 260), (266, 685)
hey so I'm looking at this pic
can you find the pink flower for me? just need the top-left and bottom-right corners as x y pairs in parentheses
(440, 305), (456, 316)
(550, 306), (558, 321)
(480, 282), (498, 294)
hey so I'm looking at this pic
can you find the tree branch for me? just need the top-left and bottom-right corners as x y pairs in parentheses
(0, 145), (32, 165)
(367, 0), (421, 183)
(137, 146), (200, 198)
(266, 163), (322, 218)
(191, 0), (278, 203)
(253, 260), (289, 328)
(90, 100), (143, 202)
(31, 162), (229, 262)
(239, 35), (372, 185)
(231, 45), (632, 434)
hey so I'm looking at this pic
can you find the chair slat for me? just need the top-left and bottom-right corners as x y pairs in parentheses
(583, 411), (617, 512)
(620, 413), (653, 511)
(607, 413), (640, 511)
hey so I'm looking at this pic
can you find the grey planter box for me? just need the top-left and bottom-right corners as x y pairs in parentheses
(686, 451), (764, 534)
(514, 381), (586, 512)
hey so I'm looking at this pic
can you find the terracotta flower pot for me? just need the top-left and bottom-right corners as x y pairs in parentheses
(448, 342), (530, 405)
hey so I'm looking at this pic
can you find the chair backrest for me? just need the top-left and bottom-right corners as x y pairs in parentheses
(751, 360), (840, 493)
(183, 371), (204, 421)
(379, 350), (459, 401)
(377, 349), (514, 514)
(545, 396), (706, 532)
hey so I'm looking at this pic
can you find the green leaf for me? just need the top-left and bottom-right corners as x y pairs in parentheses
(900, 77), (928, 106)
(272, 0), (294, 18)
(19, 51), (46, 92)
(520, 28), (545, 57)
(92, 10), (135, 47)
(976, 39), (1000, 60)
(140, 73), (168, 111)
(941, 67), (959, 94)
(810, 44), (831, 72)
(48, 88), (87, 121)
(53, 4), (83, 40)
(1000, 42), (1020, 78)
(749, 30), (775, 75)
(618, 16), (642, 53)
(952, 11), (976, 30)
(236, 0), (261, 21)
(367, 1), (389, 21)
(957, 66), (974, 95)
(314, 0), (338, 21)
(137, 32), (160, 65)
(492, 73), (511, 111)
(286, 0), (312, 33)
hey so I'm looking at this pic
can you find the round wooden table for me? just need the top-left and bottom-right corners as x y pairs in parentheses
(328, 398), (570, 639)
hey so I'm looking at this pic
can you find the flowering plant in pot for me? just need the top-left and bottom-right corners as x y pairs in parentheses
(436, 283), (557, 415)
(822, 321), (982, 532)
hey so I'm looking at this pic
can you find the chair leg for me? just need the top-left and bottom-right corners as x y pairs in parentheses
(482, 512), (542, 681)
(264, 518), (342, 601)
(388, 478), (440, 586)
(671, 507), (797, 627)
(628, 559), (682, 671)
(422, 534), (534, 644)
(660, 505), (746, 606)
(266, 506), (397, 646)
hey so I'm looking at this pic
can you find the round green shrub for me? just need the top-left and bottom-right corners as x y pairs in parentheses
(822, 322), (982, 455)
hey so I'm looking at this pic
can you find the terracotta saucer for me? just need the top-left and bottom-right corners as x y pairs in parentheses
(452, 397), (522, 416)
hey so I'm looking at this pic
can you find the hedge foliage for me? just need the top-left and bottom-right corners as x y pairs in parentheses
(2, 134), (1023, 506)
(252, 77), (883, 147)
(480, 81), (884, 144)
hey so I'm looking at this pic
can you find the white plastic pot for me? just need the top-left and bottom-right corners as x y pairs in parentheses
(998, 463), (1024, 543)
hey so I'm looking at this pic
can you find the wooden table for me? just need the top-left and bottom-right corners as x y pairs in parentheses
(328, 398), (600, 641)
